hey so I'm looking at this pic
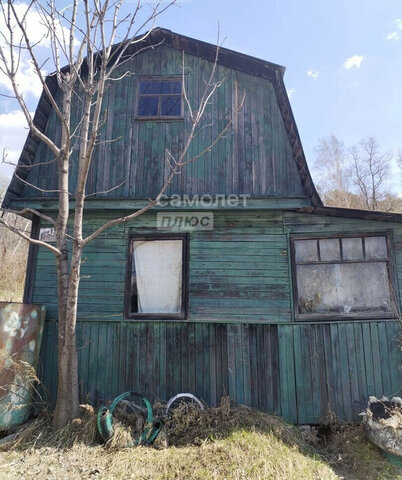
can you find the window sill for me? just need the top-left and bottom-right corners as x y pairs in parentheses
(125, 312), (187, 321)
(133, 116), (184, 122)
(295, 312), (398, 322)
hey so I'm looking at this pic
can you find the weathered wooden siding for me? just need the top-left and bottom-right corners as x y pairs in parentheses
(39, 320), (401, 424)
(33, 209), (402, 423)
(32, 211), (292, 323)
(21, 45), (307, 201)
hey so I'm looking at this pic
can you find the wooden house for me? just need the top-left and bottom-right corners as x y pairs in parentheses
(3, 29), (401, 424)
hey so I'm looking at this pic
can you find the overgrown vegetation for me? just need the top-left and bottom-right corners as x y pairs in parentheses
(0, 398), (400, 480)
(0, 178), (30, 301)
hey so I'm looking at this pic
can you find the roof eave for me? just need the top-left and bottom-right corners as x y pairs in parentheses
(293, 205), (402, 223)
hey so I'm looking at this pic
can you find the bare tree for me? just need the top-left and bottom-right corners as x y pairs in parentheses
(315, 135), (399, 212)
(397, 149), (402, 169)
(0, 1), (241, 427)
(314, 135), (352, 208)
(350, 137), (391, 211)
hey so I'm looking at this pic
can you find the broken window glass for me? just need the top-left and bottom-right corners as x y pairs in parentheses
(293, 235), (393, 318)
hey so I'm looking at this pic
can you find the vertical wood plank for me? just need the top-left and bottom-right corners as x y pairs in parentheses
(278, 325), (297, 423)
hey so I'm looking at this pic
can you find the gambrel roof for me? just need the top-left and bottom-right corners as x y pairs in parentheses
(2, 27), (322, 208)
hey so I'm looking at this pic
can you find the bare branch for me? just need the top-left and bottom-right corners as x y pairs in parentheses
(5, 2), (66, 127)
(13, 157), (58, 169)
(0, 207), (56, 226)
(83, 44), (244, 245)
(0, 214), (60, 255)
(85, 180), (126, 198)
(14, 171), (66, 195)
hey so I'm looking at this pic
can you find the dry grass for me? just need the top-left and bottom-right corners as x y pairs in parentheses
(0, 398), (401, 480)
(0, 404), (99, 451)
(163, 396), (302, 448)
(0, 430), (338, 480)
(320, 424), (401, 480)
(0, 213), (30, 302)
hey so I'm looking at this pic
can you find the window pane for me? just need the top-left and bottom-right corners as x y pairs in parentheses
(319, 238), (341, 261)
(161, 80), (182, 94)
(294, 239), (318, 263)
(342, 237), (363, 261)
(161, 96), (181, 116)
(297, 262), (391, 315)
(133, 240), (182, 313)
(139, 81), (163, 94)
(297, 264), (336, 313)
(138, 96), (158, 117)
(365, 236), (388, 260)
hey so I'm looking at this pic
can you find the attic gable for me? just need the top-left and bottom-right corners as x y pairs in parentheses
(2, 28), (321, 208)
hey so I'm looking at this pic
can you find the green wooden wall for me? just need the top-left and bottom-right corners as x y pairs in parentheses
(33, 211), (292, 323)
(21, 45), (307, 201)
(39, 320), (401, 424)
(34, 209), (402, 424)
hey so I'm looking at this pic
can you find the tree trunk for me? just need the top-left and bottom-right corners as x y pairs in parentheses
(52, 251), (81, 428)
(53, 337), (80, 427)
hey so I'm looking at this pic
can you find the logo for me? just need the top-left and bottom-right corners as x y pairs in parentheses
(157, 212), (213, 231)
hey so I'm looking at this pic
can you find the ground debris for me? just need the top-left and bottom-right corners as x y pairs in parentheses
(163, 396), (302, 448)
(0, 397), (401, 480)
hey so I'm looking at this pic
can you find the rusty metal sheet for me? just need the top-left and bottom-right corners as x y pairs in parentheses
(0, 303), (46, 431)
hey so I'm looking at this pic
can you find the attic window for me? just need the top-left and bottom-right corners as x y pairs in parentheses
(137, 78), (183, 119)
(291, 234), (395, 320)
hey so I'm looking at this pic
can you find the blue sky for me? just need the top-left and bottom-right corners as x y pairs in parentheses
(0, 0), (401, 192)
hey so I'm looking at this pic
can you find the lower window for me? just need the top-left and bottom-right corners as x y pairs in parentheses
(125, 234), (188, 319)
(291, 234), (395, 319)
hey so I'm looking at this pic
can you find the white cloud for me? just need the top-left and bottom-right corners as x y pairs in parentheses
(344, 55), (364, 69)
(0, 110), (31, 175)
(0, 3), (48, 99)
(386, 32), (399, 41)
(0, 2), (78, 99)
(0, 3), (50, 47)
(306, 69), (319, 79)
(386, 19), (402, 41)
(286, 89), (295, 99)
(1, 2), (77, 49)
(0, 57), (43, 98)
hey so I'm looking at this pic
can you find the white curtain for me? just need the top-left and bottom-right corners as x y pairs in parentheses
(133, 240), (182, 313)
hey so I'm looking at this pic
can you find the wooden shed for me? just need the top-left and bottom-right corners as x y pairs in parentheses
(3, 28), (401, 424)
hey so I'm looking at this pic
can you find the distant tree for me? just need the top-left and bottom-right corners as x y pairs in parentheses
(350, 137), (391, 211)
(314, 135), (352, 208)
(314, 135), (400, 212)
(377, 192), (402, 213)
